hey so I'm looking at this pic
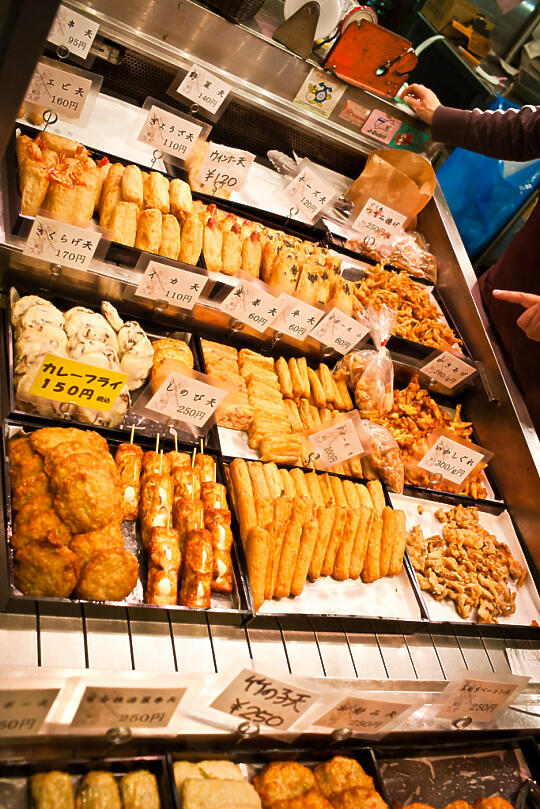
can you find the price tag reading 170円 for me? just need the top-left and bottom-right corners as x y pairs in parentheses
(176, 64), (231, 114)
(24, 60), (93, 122)
(307, 414), (365, 469)
(71, 686), (187, 729)
(435, 675), (529, 724)
(47, 5), (99, 58)
(210, 668), (320, 731)
(418, 433), (486, 486)
(146, 371), (228, 430)
(0, 689), (60, 737)
(351, 198), (407, 249)
(29, 354), (127, 412)
(309, 308), (368, 354)
(421, 351), (477, 389)
(24, 216), (101, 271)
(314, 696), (416, 736)
(137, 105), (203, 160)
(283, 163), (337, 223)
(196, 144), (255, 194)
(220, 280), (285, 334)
(272, 293), (324, 341)
(136, 260), (208, 310)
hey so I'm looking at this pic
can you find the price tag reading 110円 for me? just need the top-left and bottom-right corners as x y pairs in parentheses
(136, 260), (208, 310)
(137, 105), (203, 161)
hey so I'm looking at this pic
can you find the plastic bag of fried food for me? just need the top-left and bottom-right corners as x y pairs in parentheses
(359, 419), (404, 493)
(334, 305), (396, 417)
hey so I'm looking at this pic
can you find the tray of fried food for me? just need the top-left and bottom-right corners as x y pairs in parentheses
(225, 458), (417, 619)
(173, 759), (261, 809)
(200, 339), (252, 431)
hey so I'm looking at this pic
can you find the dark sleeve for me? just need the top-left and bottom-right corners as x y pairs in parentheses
(432, 104), (540, 161)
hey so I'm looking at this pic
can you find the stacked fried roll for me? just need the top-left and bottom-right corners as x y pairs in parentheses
(227, 458), (407, 611)
(200, 339), (252, 430)
(149, 337), (194, 392)
(30, 768), (160, 809)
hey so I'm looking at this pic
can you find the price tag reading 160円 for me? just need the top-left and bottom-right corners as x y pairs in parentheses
(29, 354), (127, 412)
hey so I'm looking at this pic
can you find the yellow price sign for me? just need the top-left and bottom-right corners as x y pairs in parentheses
(29, 354), (128, 412)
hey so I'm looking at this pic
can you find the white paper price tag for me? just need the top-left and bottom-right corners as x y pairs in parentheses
(307, 413), (365, 469)
(220, 280), (285, 334)
(147, 371), (228, 429)
(23, 216), (101, 270)
(436, 674), (529, 724)
(351, 198), (407, 248)
(136, 260), (207, 310)
(284, 163), (337, 223)
(210, 668), (320, 731)
(176, 64), (231, 113)
(137, 105), (203, 159)
(273, 293), (324, 341)
(24, 60), (93, 121)
(196, 144), (255, 194)
(314, 696), (416, 736)
(48, 6), (99, 57)
(418, 434), (485, 486)
(309, 308), (368, 354)
(71, 686), (186, 729)
(422, 351), (476, 389)
(0, 689), (59, 737)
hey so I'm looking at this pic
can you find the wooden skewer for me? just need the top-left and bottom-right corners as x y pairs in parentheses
(191, 447), (196, 467)
(155, 433), (160, 453)
(200, 437), (204, 456)
(173, 429), (178, 453)
(159, 449), (164, 474)
(130, 425), (135, 445)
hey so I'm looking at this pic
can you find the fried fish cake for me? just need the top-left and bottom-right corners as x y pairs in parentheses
(54, 466), (122, 533)
(48, 449), (117, 491)
(44, 436), (114, 476)
(13, 493), (54, 527)
(75, 549), (138, 601)
(9, 437), (44, 487)
(273, 788), (333, 809)
(444, 803), (473, 809)
(30, 427), (108, 457)
(474, 800), (514, 809)
(314, 758), (373, 799)
(14, 538), (79, 597)
(330, 789), (388, 809)
(253, 763), (316, 809)
(11, 472), (51, 511)
(11, 508), (72, 551)
(70, 522), (124, 568)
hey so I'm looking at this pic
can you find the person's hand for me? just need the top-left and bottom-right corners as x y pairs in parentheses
(492, 289), (540, 342)
(398, 84), (441, 125)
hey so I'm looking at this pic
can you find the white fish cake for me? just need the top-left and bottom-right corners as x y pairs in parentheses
(182, 779), (261, 809)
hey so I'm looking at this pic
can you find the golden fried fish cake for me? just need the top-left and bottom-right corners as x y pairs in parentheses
(474, 800), (514, 809)
(44, 437), (114, 477)
(54, 466), (122, 533)
(330, 789), (388, 809)
(253, 763), (316, 809)
(403, 804), (436, 809)
(71, 523), (124, 568)
(30, 427), (108, 457)
(444, 803), (473, 809)
(75, 549), (138, 601)
(314, 759), (373, 799)
(273, 787), (334, 809)
(13, 493), (54, 527)
(9, 437), (44, 488)
(11, 509), (72, 551)
(11, 473), (51, 511)
(14, 538), (79, 597)
(48, 449), (117, 491)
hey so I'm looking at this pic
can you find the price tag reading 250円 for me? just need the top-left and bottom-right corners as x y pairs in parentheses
(146, 371), (228, 430)
(29, 354), (127, 412)
(71, 686), (186, 730)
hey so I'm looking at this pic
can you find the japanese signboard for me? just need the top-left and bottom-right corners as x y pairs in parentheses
(421, 351), (477, 389)
(417, 432), (487, 486)
(313, 695), (416, 736)
(71, 686), (186, 729)
(29, 354), (127, 412)
(23, 216), (101, 271)
(435, 673), (529, 724)
(220, 280), (285, 334)
(176, 64), (231, 114)
(283, 161), (338, 223)
(24, 59), (95, 121)
(306, 412), (366, 469)
(272, 293), (324, 341)
(137, 104), (203, 160)
(293, 68), (346, 119)
(146, 370), (228, 429)
(361, 109), (402, 144)
(196, 144), (255, 194)
(210, 668), (320, 731)
(47, 6), (99, 58)
(0, 689), (60, 737)
(136, 260), (207, 310)
(309, 308), (368, 354)
(350, 198), (407, 248)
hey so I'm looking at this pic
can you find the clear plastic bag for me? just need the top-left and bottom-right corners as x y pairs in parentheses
(360, 418), (404, 493)
(345, 227), (438, 281)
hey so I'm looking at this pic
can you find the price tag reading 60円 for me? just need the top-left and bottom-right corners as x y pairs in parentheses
(29, 354), (127, 412)
(220, 280), (285, 334)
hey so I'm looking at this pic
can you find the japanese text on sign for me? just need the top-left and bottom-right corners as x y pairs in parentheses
(176, 64), (231, 113)
(29, 354), (127, 412)
(146, 371), (228, 429)
(71, 686), (186, 729)
(210, 668), (320, 731)
(0, 689), (59, 737)
(136, 261), (207, 310)
(137, 105), (203, 160)
(422, 351), (476, 389)
(24, 216), (101, 271)
(273, 293), (324, 341)
(351, 198), (407, 248)
(361, 109), (401, 144)
(315, 696), (413, 735)
(25, 60), (92, 121)
(436, 676), (529, 724)
(309, 308), (368, 355)
(196, 144), (255, 194)
(418, 434), (485, 486)
(307, 413), (365, 469)
(284, 164), (337, 223)
(48, 6), (99, 57)
(220, 280), (285, 334)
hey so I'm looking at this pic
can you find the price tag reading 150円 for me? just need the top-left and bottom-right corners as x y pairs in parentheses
(24, 216), (101, 271)
(71, 686), (187, 729)
(146, 371), (228, 430)
(29, 354), (127, 412)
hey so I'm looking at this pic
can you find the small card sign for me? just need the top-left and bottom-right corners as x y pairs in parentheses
(137, 104), (203, 160)
(0, 689), (60, 737)
(421, 351), (477, 389)
(176, 64), (231, 114)
(273, 293), (324, 341)
(283, 161), (338, 223)
(71, 686), (186, 729)
(220, 280), (285, 334)
(306, 413), (366, 469)
(47, 6), (99, 58)
(24, 216), (101, 270)
(147, 371), (228, 429)
(314, 695), (416, 736)
(136, 260), (207, 310)
(309, 308), (368, 354)
(351, 198), (407, 248)
(29, 354), (127, 412)
(435, 673), (529, 724)
(418, 433), (487, 486)
(24, 60), (94, 121)
(196, 144), (255, 194)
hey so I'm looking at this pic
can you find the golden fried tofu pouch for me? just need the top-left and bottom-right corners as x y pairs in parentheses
(143, 171), (170, 213)
(120, 770), (161, 809)
(76, 772), (121, 809)
(99, 162), (124, 227)
(31, 771), (74, 809)
(135, 208), (162, 252)
(121, 164), (144, 206)
(14, 538), (79, 598)
(75, 548), (138, 601)
(169, 177), (192, 218)
(158, 213), (181, 260)
(109, 201), (139, 247)
(179, 213), (203, 265)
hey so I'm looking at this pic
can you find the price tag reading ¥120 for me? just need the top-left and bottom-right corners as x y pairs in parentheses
(137, 105), (203, 160)
(418, 434), (485, 486)
(314, 696), (415, 736)
(272, 293), (324, 341)
(47, 6), (99, 58)
(136, 261), (207, 310)
(0, 689), (60, 737)
(196, 144), (255, 194)
(24, 216), (101, 271)
(210, 668), (320, 731)
(309, 308), (368, 354)
(435, 675), (529, 724)
(283, 164), (337, 223)
(307, 414), (365, 469)
(176, 64), (231, 114)
(24, 60), (93, 121)
(421, 351), (477, 389)
(351, 198), (407, 249)
(71, 686), (186, 729)
(147, 371), (228, 429)
(220, 280), (285, 334)
(29, 354), (127, 412)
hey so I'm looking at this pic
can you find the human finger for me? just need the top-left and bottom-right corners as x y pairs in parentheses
(399, 83), (424, 99)
(517, 304), (540, 340)
(492, 289), (540, 309)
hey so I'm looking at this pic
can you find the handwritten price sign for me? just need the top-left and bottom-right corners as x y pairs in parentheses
(273, 293), (324, 341)
(314, 695), (416, 736)
(24, 60), (93, 121)
(136, 260), (207, 310)
(351, 198), (406, 248)
(196, 144), (255, 194)
(436, 674), (529, 724)
(24, 216), (101, 271)
(71, 686), (186, 729)
(176, 64), (231, 114)
(220, 280), (285, 334)
(137, 105), (203, 160)
(29, 354), (127, 412)
(0, 689), (59, 737)
(307, 413), (365, 469)
(48, 6), (99, 58)
(309, 308), (368, 354)
(422, 351), (477, 389)
(418, 433), (486, 486)
(284, 161), (337, 223)
(147, 371), (228, 429)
